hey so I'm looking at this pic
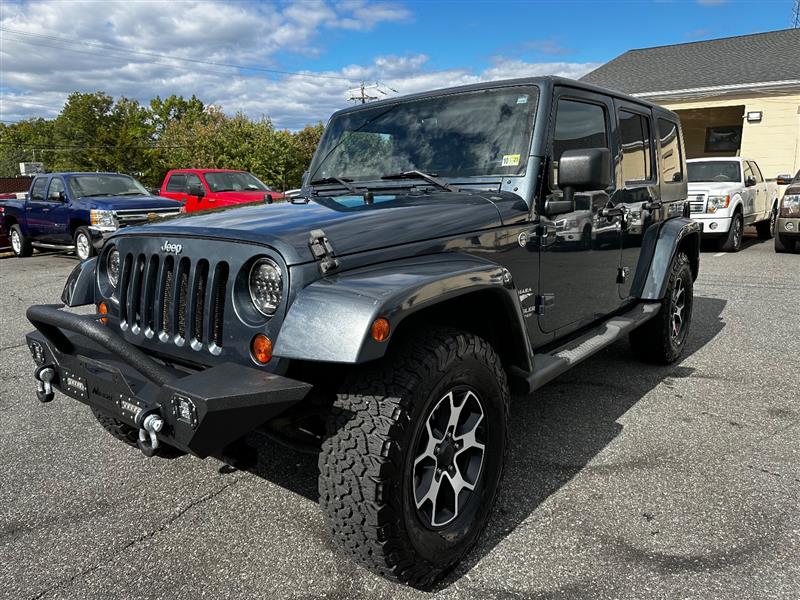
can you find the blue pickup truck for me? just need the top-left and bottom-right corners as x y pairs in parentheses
(2, 172), (183, 260)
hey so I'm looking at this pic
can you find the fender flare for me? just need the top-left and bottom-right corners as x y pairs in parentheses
(61, 257), (97, 307)
(274, 253), (530, 365)
(630, 217), (700, 301)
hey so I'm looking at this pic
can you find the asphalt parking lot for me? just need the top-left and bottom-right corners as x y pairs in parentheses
(1, 235), (798, 600)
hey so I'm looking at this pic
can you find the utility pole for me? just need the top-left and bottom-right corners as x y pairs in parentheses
(793, 0), (800, 27)
(345, 81), (398, 104)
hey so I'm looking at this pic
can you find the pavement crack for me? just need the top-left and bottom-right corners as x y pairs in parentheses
(29, 476), (245, 600)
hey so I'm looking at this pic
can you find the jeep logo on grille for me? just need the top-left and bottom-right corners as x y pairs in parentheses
(161, 241), (183, 255)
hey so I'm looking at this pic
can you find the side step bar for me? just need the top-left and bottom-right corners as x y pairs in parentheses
(512, 302), (661, 394)
(32, 242), (76, 250)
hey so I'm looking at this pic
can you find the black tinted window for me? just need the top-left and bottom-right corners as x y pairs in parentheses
(657, 119), (683, 182)
(30, 178), (47, 201)
(551, 99), (608, 189)
(47, 178), (65, 200)
(166, 174), (187, 192)
(619, 110), (652, 182)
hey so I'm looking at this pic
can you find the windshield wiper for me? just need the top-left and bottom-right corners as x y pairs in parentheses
(309, 176), (362, 195)
(115, 191), (144, 196)
(380, 170), (457, 192)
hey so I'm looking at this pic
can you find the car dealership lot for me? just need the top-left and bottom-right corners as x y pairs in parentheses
(1, 238), (798, 600)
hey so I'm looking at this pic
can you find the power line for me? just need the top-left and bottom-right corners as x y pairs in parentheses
(0, 27), (356, 83)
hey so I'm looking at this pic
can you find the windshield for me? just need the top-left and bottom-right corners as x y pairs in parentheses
(309, 86), (539, 182)
(205, 172), (270, 192)
(67, 174), (150, 198)
(687, 161), (742, 183)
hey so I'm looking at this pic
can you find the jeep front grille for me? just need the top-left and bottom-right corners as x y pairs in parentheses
(119, 252), (229, 352)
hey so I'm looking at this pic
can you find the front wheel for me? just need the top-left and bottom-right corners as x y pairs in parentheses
(719, 212), (743, 252)
(774, 233), (797, 253)
(318, 328), (509, 587)
(74, 227), (95, 261)
(630, 252), (693, 364)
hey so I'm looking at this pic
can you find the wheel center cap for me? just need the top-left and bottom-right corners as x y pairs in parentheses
(437, 440), (456, 469)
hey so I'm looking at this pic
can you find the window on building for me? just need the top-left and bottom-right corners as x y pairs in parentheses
(657, 118), (683, 183)
(619, 110), (652, 183)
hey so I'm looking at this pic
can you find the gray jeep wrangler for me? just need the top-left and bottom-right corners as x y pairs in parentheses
(26, 76), (699, 586)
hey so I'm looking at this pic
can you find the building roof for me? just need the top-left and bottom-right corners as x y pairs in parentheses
(581, 29), (800, 97)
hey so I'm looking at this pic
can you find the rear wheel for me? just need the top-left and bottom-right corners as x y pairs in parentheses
(318, 328), (509, 587)
(74, 227), (95, 261)
(719, 212), (743, 252)
(10, 224), (32, 257)
(755, 210), (775, 239)
(630, 252), (693, 364)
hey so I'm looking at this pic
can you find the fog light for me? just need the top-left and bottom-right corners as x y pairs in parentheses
(251, 334), (273, 364)
(786, 222), (796, 231)
(709, 222), (718, 230)
(97, 302), (109, 325)
(371, 318), (390, 342)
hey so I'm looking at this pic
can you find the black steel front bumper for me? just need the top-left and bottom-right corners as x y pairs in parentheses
(25, 305), (312, 458)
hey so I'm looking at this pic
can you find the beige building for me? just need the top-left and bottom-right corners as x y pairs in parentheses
(581, 29), (800, 179)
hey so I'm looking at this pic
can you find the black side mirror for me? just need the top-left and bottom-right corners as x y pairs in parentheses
(188, 183), (206, 197)
(776, 174), (791, 185)
(57, 191), (67, 202)
(553, 148), (611, 212)
(745, 176), (757, 187)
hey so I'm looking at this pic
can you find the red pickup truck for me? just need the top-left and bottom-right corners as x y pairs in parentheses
(159, 169), (284, 212)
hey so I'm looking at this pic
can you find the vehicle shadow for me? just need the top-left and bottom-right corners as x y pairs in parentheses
(700, 231), (769, 252)
(227, 295), (727, 588)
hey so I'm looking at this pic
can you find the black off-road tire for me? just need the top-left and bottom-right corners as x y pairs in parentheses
(774, 233), (796, 253)
(318, 328), (510, 587)
(629, 252), (693, 364)
(719, 211), (744, 252)
(92, 408), (139, 447)
(10, 224), (33, 257)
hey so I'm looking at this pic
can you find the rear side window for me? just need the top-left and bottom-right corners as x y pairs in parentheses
(30, 178), (47, 201)
(550, 99), (609, 190)
(166, 174), (187, 192)
(619, 110), (652, 183)
(47, 178), (65, 200)
(657, 119), (683, 183)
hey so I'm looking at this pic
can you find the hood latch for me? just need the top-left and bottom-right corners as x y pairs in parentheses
(308, 229), (340, 274)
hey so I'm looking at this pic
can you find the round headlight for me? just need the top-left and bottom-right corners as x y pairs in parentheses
(249, 258), (283, 316)
(107, 248), (120, 288)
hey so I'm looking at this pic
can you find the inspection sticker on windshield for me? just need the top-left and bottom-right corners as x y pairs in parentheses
(502, 154), (521, 167)
(516, 95), (528, 104)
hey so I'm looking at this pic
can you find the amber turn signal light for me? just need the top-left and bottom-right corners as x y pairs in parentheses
(371, 318), (390, 342)
(97, 302), (109, 326)
(251, 334), (273, 364)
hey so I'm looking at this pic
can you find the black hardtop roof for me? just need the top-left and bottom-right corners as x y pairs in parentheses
(329, 76), (679, 120)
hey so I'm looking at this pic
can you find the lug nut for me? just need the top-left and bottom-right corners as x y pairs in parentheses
(434, 445), (440, 456)
(448, 465), (456, 474)
(436, 468), (442, 476)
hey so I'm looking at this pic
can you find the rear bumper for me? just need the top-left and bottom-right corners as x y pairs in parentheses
(25, 305), (311, 458)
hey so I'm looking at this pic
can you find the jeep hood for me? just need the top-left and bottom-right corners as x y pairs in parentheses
(124, 191), (508, 265)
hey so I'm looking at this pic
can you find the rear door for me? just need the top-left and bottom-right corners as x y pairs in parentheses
(614, 100), (659, 299)
(538, 88), (622, 336)
(24, 177), (50, 240)
(747, 160), (767, 220)
(742, 161), (757, 219)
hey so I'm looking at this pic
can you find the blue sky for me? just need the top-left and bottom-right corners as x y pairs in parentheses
(0, 0), (796, 128)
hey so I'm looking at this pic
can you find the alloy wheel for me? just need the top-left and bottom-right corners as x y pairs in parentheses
(670, 276), (686, 342)
(412, 387), (486, 529)
(733, 216), (743, 249)
(11, 229), (21, 254)
(76, 233), (90, 260)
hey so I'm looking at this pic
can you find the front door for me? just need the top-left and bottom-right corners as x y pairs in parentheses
(538, 89), (622, 336)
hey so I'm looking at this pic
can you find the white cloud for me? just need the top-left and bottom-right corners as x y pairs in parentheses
(0, 1), (597, 129)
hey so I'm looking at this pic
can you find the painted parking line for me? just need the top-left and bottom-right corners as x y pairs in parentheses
(714, 252), (727, 257)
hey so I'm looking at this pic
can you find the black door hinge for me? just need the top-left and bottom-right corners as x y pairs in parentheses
(308, 229), (340, 274)
(535, 293), (555, 315)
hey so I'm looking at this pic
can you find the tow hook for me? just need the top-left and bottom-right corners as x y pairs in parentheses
(136, 413), (164, 457)
(34, 365), (56, 403)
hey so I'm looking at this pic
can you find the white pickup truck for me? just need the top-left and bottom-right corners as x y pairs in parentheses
(687, 157), (780, 252)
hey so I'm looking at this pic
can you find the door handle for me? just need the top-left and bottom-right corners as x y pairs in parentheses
(642, 200), (663, 211)
(26, 206), (33, 211)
